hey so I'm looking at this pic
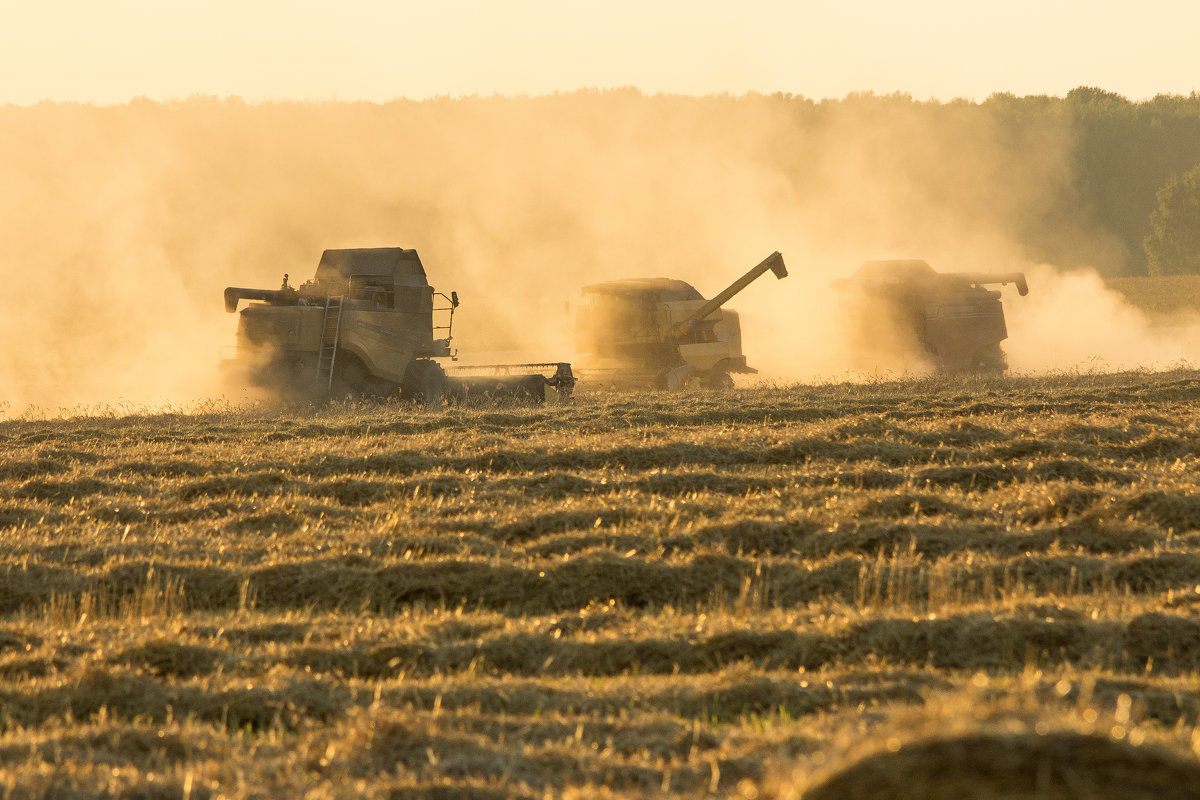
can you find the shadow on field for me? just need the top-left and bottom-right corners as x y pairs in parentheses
(797, 731), (1200, 800)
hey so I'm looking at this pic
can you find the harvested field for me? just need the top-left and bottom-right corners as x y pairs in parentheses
(1105, 275), (1200, 320)
(2, 370), (1200, 798)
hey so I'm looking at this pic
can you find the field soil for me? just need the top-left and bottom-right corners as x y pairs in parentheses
(2, 371), (1200, 798)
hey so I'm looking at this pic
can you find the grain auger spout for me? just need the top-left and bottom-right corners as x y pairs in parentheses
(945, 272), (1029, 296)
(223, 285), (299, 313)
(669, 251), (788, 339)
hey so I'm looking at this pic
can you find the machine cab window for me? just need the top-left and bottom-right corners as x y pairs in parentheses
(349, 275), (395, 309)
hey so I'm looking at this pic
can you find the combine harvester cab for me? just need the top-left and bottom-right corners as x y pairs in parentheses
(574, 251), (787, 390)
(222, 247), (574, 404)
(830, 259), (1028, 373)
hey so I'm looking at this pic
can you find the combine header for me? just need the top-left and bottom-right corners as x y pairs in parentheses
(222, 247), (574, 404)
(574, 251), (787, 389)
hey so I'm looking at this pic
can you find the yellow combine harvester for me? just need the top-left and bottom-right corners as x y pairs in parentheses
(831, 259), (1029, 372)
(574, 251), (787, 389)
(223, 247), (575, 404)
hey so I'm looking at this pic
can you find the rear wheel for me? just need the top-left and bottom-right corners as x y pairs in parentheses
(703, 371), (735, 390)
(401, 360), (447, 408)
(971, 344), (1008, 374)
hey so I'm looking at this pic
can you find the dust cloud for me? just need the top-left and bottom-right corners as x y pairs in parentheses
(0, 92), (1192, 414)
(1003, 265), (1200, 373)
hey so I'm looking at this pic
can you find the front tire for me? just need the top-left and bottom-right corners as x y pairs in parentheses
(703, 371), (735, 390)
(971, 343), (1008, 374)
(401, 360), (447, 408)
(331, 351), (397, 400)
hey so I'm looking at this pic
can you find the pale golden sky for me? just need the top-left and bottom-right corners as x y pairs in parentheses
(2, 0), (1197, 104)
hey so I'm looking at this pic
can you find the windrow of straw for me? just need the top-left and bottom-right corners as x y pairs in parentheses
(1, 373), (1199, 797)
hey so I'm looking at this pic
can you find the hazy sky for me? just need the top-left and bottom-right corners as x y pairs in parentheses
(2, 1), (1197, 104)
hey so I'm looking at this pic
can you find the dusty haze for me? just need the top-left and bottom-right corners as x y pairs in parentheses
(0, 93), (1192, 413)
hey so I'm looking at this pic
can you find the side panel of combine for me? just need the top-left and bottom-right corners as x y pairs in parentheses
(576, 289), (681, 376)
(577, 291), (666, 351)
(711, 309), (751, 372)
(923, 291), (1007, 370)
(237, 307), (314, 351)
(233, 305), (325, 393)
(668, 300), (734, 373)
(337, 283), (435, 383)
(235, 307), (324, 361)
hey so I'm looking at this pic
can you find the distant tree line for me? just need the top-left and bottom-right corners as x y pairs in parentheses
(3, 87), (1200, 279)
(798, 86), (1200, 276)
(1059, 88), (1200, 276)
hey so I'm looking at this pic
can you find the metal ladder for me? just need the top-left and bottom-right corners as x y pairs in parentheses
(316, 296), (344, 391)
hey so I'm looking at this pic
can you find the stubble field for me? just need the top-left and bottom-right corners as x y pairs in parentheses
(2, 371), (1200, 799)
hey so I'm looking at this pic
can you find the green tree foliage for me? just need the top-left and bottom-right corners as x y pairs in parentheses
(1068, 88), (1200, 275)
(1145, 163), (1200, 275)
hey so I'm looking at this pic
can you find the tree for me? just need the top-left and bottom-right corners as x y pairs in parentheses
(1144, 163), (1200, 275)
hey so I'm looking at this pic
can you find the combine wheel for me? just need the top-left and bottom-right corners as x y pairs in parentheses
(331, 352), (396, 400)
(971, 344), (1008, 375)
(663, 364), (695, 391)
(401, 360), (448, 409)
(703, 371), (735, 390)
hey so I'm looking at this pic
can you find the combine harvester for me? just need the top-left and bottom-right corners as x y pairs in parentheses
(222, 247), (575, 405)
(831, 259), (1029, 373)
(573, 251), (787, 390)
